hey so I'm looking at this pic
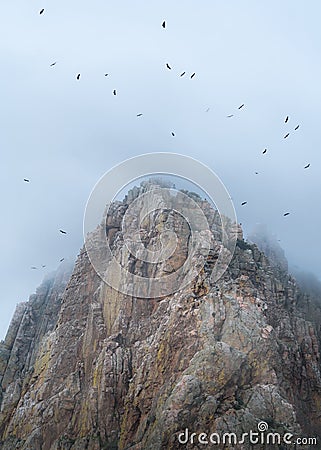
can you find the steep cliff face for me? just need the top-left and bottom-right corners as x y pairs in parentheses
(0, 187), (320, 449)
(0, 262), (73, 442)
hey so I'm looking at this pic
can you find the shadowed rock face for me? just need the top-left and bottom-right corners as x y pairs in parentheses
(0, 187), (320, 449)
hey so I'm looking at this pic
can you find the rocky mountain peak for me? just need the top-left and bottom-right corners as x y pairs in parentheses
(0, 188), (320, 449)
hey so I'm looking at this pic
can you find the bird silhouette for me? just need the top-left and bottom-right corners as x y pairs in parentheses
(262, 149), (267, 154)
(180, 72), (185, 77)
(60, 258), (65, 262)
(285, 116), (289, 123)
(59, 229), (67, 234)
(190, 72), (196, 79)
(255, 172), (259, 174)
(241, 201), (247, 206)
(39, 8), (44, 15)
(283, 212), (290, 216)
(166, 63), (171, 70)
(171, 132), (175, 136)
(31, 266), (38, 270)
(76, 73), (81, 80)
(304, 163), (310, 169)
(238, 104), (244, 109)
(284, 133), (290, 139)
(162, 21), (166, 28)
(137, 113), (143, 117)
(42, 265), (46, 268)
(23, 178), (30, 182)
(226, 114), (234, 118)
(104, 73), (108, 77)
(50, 62), (57, 67)
(113, 89), (117, 95)
(294, 125), (300, 130)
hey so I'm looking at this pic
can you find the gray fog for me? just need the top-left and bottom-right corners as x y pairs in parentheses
(1, 1), (320, 339)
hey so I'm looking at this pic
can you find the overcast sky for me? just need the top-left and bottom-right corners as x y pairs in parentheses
(1, 1), (320, 339)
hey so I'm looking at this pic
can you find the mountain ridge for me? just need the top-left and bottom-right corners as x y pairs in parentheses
(0, 186), (320, 449)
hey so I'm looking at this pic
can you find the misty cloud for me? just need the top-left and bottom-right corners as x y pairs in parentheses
(1, 1), (320, 338)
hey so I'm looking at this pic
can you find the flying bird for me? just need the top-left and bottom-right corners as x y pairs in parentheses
(180, 72), (186, 77)
(23, 178), (30, 182)
(104, 73), (108, 77)
(60, 258), (65, 262)
(31, 266), (37, 270)
(50, 62), (57, 67)
(285, 116), (289, 123)
(226, 114), (234, 118)
(238, 104), (244, 109)
(42, 265), (46, 268)
(113, 89), (117, 95)
(283, 212), (290, 216)
(241, 201), (247, 206)
(162, 20), (166, 28)
(39, 8), (44, 15)
(294, 125), (300, 130)
(76, 73), (81, 80)
(190, 72), (196, 79)
(59, 229), (67, 234)
(304, 163), (310, 169)
(262, 148), (267, 154)
(137, 113), (143, 117)
(255, 172), (259, 175)
(166, 63), (171, 70)
(205, 107), (210, 112)
(284, 133), (290, 139)
(171, 132), (175, 136)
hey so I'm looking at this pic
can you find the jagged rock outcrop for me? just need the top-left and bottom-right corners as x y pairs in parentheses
(0, 185), (320, 449)
(0, 262), (73, 443)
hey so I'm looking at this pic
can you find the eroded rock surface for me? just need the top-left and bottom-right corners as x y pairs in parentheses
(0, 185), (320, 449)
